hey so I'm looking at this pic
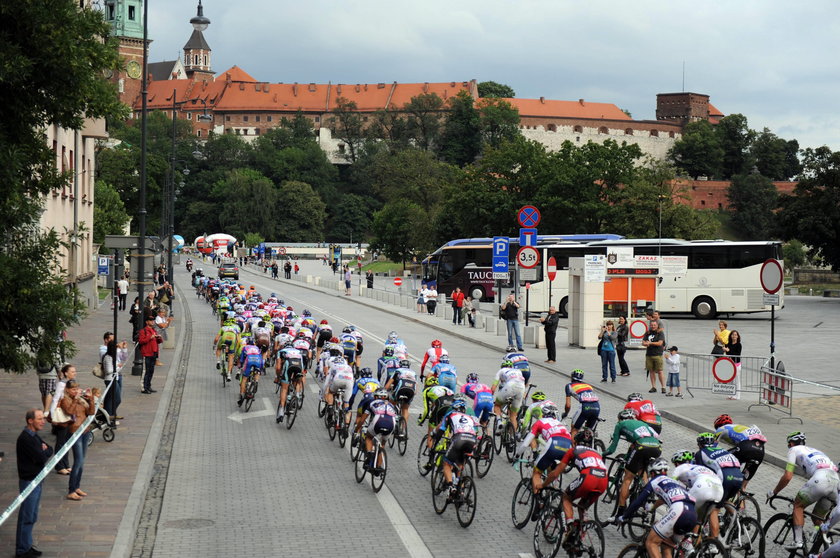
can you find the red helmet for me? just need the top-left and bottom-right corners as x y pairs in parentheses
(330, 336), (339, 343)
(286, 306), (293, 311)
(320, 319), (329, 325)
(431, 339), (442, 348)
(714, 414), (733, 430)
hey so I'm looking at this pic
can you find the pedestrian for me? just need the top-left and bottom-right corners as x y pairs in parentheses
(284, 261), (292, 279)
(416, 282), (426, 313)
(344, 267), (352, 296)
(155, 308), (173, 345)
(724, 330), (742, 400)
(129, 296), (142, 339)
(35, 348), (59, 413)
(664, 346), (683, 397)
(598, 320), (618, 382)
(138, 316), (161, 394)
(59, 379), (95, 501)
(366, 270), (374, 289)
(424, 283), (438, 315)
(15, 408), (53, 558)
(271, 262), (278, 279)
(643, 320), (666, 393)
(99, 332), (123, 424)
(501, 293), (524, 351)
(157, 282), (174, 315)
(49, 364), (75, 476)
(143, 290), (158, 316)
(117, 276), (129, 311)
(712, 320), (730, 355)
(464, 296), (477, 328)
(293, 262), (299, 275)
(450, 287), (465, 325)
(616, 315), (631, 376)
(539, 305), (560, 363)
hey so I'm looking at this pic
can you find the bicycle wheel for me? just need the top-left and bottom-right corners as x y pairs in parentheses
(616, 543), (645, 558)
(725, 515), (764, 558)
(533, 506), (563, 558)
(694, 537), (727, 558)
(431, 467), (449, 514)
(593, 476), (619, 525)
(274, 376), (281, 393)
(492, 415), (504, 454)
(371, 446), (387, 493)
(455, 475), (477, 528)
(388, 425), (396, 448)
(504, 422), (517, 463)
(337, 419), (348, 448)
(354, 449), (367, 483)
(350, 433), (363, 462)
(512, 477), (536, 529)
(220, 361), (227, 388)
(417, 435), (432, 477)
(475, 436), (494, 478)
(593, 437), (606, 456)
(739, 493), (762, 526)
(397, 418), (408, 456)
(579, 520), (605, 558)
(763, 513), (795, 558)
(317, 396), (327, 418)
(285, 394), (298, 429)
(244, 380), (258, 412)
(275, 396), (283, 424)
(326, 406), (337, 441)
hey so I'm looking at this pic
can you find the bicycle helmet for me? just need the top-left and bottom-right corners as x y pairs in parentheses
(671, 450), (694, 466)
(399, 359), (410, 368)
(627, 392), (643, 402)
(541, 404), (559, 419)
(302, 309), (311, 317)
(571, 369), (585, 382)
(277, 299), (285, 306)
(696, 432), (717, 448)
(270, 293), (276, 298)
(424, 375), (439, 387)
(574, 428), (594, 447)
(501, 359), (514, 368)
(531, 390), (547, 402)
(347, 325), (356, 332)
(286, 306), (293, 312)
(618, 409), (636, 421)
(787, 431), (807, 446)
(360, 367), (373, 378)
(438, 354), (450, 364)
(387, 330), (399, 342)
(330, 336), (339, 343)
(451, 396), (467, 412)
(374, 388), (389, 400)
(431, 339), (442, 348)
(648, 458), (670, 477)
(320, 319), (329, 325)
(713, 414), (733, 430)
(383, 346), (395, 357)
(465, 373), (479, 384)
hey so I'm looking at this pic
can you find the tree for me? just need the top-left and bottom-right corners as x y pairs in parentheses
(276, 181), (327, 241)
(438, 91), (482, 167)
(669, 120), (723, 179)
(93, 181), (131, 248)
(477, 97), (520, 149)
(243, 232), (265, 248)
(364, 148), (458, 208)
(715, 114), (755, 179)
(727, 173), (779, 239)
(403, 93), (444, 151)
(751, 128), (801, 180)
(477, 81), (515, 98)
(213, 169), (279, 240)
(327, 193), (379, 243)
(371, 200), (427, 268)
(782, 240), (806, 269)
(778, 146), (840, 270)
(0, 0), (125, 372)
(330, 97), (366, 163)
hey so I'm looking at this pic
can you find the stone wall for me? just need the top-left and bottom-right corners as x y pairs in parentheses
(520, 124), (679, 161)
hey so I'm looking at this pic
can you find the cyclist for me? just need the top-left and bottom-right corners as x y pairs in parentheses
(252, 320), (272, 355)
(213, 319), (240, 381)
(292, 331), (312, 371)
(431, 355), (457, 392)
(617, 458), (698, 558)
(417, 376), (454, 457)
(520, 390), (557, 434)
(492, 359), (526, 432)
(768, 432), (839, 552)
(272, 326), (294, 362)
(604, 408), (663, 523)
(216, 292), (231, 323)
(694, 432), (744, 506)
(461, 373), (494, 427)
(503, 349), (532, 385)
(431, 395), (478, 498)
(237, 338), (263, 407)
(420, 339), (448, 381)
(671, 449), (724, 539)
(544, 428), (608, 541)
(376, 346), (400, 384)
(348, 325), (364, 369)
(275, 343), (304, 423)
(348, 367), (380, 412)
(713, 414), (766, 490)
(323, 356), (354, 432)
(808, 499), (840, 558)
(354, 389), (397, 471)
(385, 359), (416, 426)
(516, 403), (572, 496)
(339, 327), (358, 368)
(562, 369), (601, 438)
(624, 392), (663, 434)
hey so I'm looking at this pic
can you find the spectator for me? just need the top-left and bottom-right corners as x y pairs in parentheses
(157, 282), (174, 315)
(416, 282), (427, 313)
(712, 320), (730, 355)
(59, 379), (95, 501)
(99, 333), (123, 424)
(129, 296), (142, 339)
(138, 316), (161, 394)
(35, 348), (59, 412)
(50, 364), (75, 476)
(501, 293), (524, 351)
(616, 316), (631, 376)
(539, 305), (560, 363)
(724, 330), (743, 400)
(155, 308), (173, 345)
(424, 283), (438, 315)
(117, 276), (129, 311)
(293, 262), (299, 275)
(271, 262), (278, 279)
(643, 320), (666, 393)
(450, 287), (465, 325)
(143, 290), (159, 316)
(464, 296), (477, 328)
(16, 408), (53, 558)
(664, 346), (683, 397)
(344, 267), (352, 296)
(366, 270), (374, 289)
(284, 261), (292, 279)
(598, 320), (618, 383)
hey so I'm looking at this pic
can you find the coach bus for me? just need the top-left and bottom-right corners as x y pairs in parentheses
(422, 237), (783, 319)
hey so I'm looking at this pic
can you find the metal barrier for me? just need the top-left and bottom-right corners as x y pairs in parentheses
(748, 365), (800, 423)
(681, 353), (768, 400)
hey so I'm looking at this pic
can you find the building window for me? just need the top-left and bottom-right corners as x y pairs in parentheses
(625, 128), (633, 135)
(226, 115), (230, 121)
(255, 115), (260, 122)
(186, 112), (192, 120)
(203, 55), (207, 66)
(574, 125), (583, 133)
(254, 128), (260, 135)
(197, 129), (202, 137)
(669, 131), (675, 138)
(338, 143), (346, 154)
(194, 55), (199, 65)
(650, 129), (659, 137)
(128, 5), (135, 20)
(235, 129), (240, 135)
(107, 4), (115, 19)
(243, 115), (248, 122)
(700, 200), (705, 206)
(314, 116), (320, 123)
(243, 129), (248, 135)
(267, 116), (273, 122)
(598, 126), (608, 134)
(547, 124), (557, 132)
(576, 136), (580, 142)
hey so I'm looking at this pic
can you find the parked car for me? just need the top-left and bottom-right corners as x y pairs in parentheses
(218, 263), (239, 280)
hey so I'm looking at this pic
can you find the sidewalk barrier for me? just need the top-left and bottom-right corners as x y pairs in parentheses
(748, 367), (799, 423)
(682, 353), (768, 400)
(0, 347), (135, 528)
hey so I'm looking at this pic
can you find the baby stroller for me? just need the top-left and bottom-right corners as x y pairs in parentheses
(88, 403), (116, 445)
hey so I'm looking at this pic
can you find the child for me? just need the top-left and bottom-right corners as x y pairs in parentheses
(664, 346), (682, 397)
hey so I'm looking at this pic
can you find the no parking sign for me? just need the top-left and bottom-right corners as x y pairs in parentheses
(711, 357), (738, 396)
(628, 319), (647, 346)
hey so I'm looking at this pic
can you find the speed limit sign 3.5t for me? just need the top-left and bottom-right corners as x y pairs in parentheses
(516, 246), (540, 269)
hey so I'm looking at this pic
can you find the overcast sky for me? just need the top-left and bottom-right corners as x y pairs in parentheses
(146, 0), (839, 150)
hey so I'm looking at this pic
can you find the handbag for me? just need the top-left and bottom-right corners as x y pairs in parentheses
(596, 338), (604, 356)
(51, 401), (73, 425)
(711, 345), (725, 355)
(92, 361), (105, 379)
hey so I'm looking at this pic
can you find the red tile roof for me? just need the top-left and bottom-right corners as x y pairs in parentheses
(504, 97), (631, 120)
(216, 65), (257, 83)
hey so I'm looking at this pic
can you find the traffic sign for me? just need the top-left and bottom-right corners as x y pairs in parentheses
(760, 259), (783, 294)
(492, 272), (509, 280)
(547, 256), (557, 282)
(712, 357), (738, 384)
(393, 277), (403, 287)
(519, 228), (537, 247)
(516, 246), (539, 269)
(97, 256), (109, 276)
(493, 237), (510, 274)
(628, 319), (648, 346)
(277, 246), (286, 255)
(763, 293), (780, 306)
(517, 205), (541, 228)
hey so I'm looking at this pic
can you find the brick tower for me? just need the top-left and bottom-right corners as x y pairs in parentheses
(103, 0), (149, 106)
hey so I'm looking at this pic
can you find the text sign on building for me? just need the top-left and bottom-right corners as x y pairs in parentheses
(584, 254), (606, 282)
(634, 255), (660, 269)
(660, 255), (688, 277)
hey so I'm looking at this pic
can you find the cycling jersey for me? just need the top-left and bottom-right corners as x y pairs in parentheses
(432, 362), (457, 391)
(604, 418), (661, 456)
(437, 411), (478, 467)
(216, 325), (239, 350)
(520, 417), (572, 472)
(559, 445), (608, 508)
(504, 351), (531, 381)
(239, 345), (263, 377)
(786, 445), (838, 478)
(340, 333), (358, 360)
(494, 367), (526, 410)
(392, 368), (417, 404)
(624, 476), (696, 542)
(418, 385), (454, 425)
(349, 376), (380, 409)
(521, 400), (557, 430)
(420, 347), (448, 375)
(326, 362), (354, 403)
(624, 400), (662, 431)
(695, 445), (743, 502)
(672, 463), (724, 516)
(461, 383), (494, 423)
(565, 381), (600, 404)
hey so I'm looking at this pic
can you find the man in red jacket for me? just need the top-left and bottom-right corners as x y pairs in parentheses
(138, 316), (160, 394)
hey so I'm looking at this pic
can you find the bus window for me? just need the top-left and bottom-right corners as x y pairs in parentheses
(690, 246), (728, 269)
(438, 252), (455, 282)
(729, 246), (771, 268)
(423, 259), (439, 283)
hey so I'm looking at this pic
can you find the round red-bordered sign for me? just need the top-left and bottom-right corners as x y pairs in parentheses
(393, 277), (403, 287)
(547, 256), (557, 282)
(516, 246), (540, 269)
(629, 320), (648, 339)
(517, 205), (541, 228)
(712, 357), (738, 384)
(760, 259), (783, 294)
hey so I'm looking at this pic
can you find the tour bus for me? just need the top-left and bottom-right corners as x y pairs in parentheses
(422, 237), (783, 319)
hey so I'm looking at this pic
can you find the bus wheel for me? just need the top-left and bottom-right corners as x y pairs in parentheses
(692, 296), (717, 319)
(559, 297), (569, 318)
(470, 286), (485, 301)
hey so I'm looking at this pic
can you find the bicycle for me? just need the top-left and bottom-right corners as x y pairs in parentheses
(218, 351), (230, 388)
(430, 438), (477, 528)
(353, 428), (388, 493)
(719, 489), (762, 535)
(511, 475), (559, 531)
(324, 389), (349, 448)
(473, 418), (495, 479)
(764, 494), (836, 558)
(615, 513), (727, 558)
(492, 397), (519, 462)
(276, 369), (304, 430)
(242, 365), (261, 412)
(717, 498), (765, 558)
(388, 414), (408, 456)
(533, 486), (605, 558)
(593, 453), (646, 532)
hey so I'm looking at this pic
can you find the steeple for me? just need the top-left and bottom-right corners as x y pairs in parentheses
(183, 1), (213, 81)
(103, 0), (149, 105)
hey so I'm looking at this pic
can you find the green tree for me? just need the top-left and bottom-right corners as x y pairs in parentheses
(778, 146), (840, 270)
(370, 105), (411, 150)
(213, 169), (278, 240)
(751, 128), (801, 180)
(330, 97), (366, 163)
(243, 232), (265, 248)
(782, 240), (806, 268)
(727, 173), (779, 239)
(403, 93), (445, 151)
(276, 181), (327, 241)
(364, 148), (458, 208)
(328, 193), (379, 243)
(477, 81), (515, 98)
(438, 91), (482, 167)
(93, 181), (131, 248)
(371, 200), (427, 268)
(0, 0), (125, 372)
(669, 120), (724, 179)
(477, 97), (520, 148)
(715, 113), (755, 179)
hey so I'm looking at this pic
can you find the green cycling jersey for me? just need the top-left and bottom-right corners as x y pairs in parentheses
(604, 418), (661, 456)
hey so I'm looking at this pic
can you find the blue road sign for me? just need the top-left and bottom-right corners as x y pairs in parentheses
(492, 236), (509, 273)
(97, 256), (109, 276)
(517, 205), (541, 228)
(519, 228), (537, 247)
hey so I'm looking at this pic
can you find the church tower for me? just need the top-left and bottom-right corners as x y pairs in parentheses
(104, 0), (149, 106)
(183, 1), (213, 82)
